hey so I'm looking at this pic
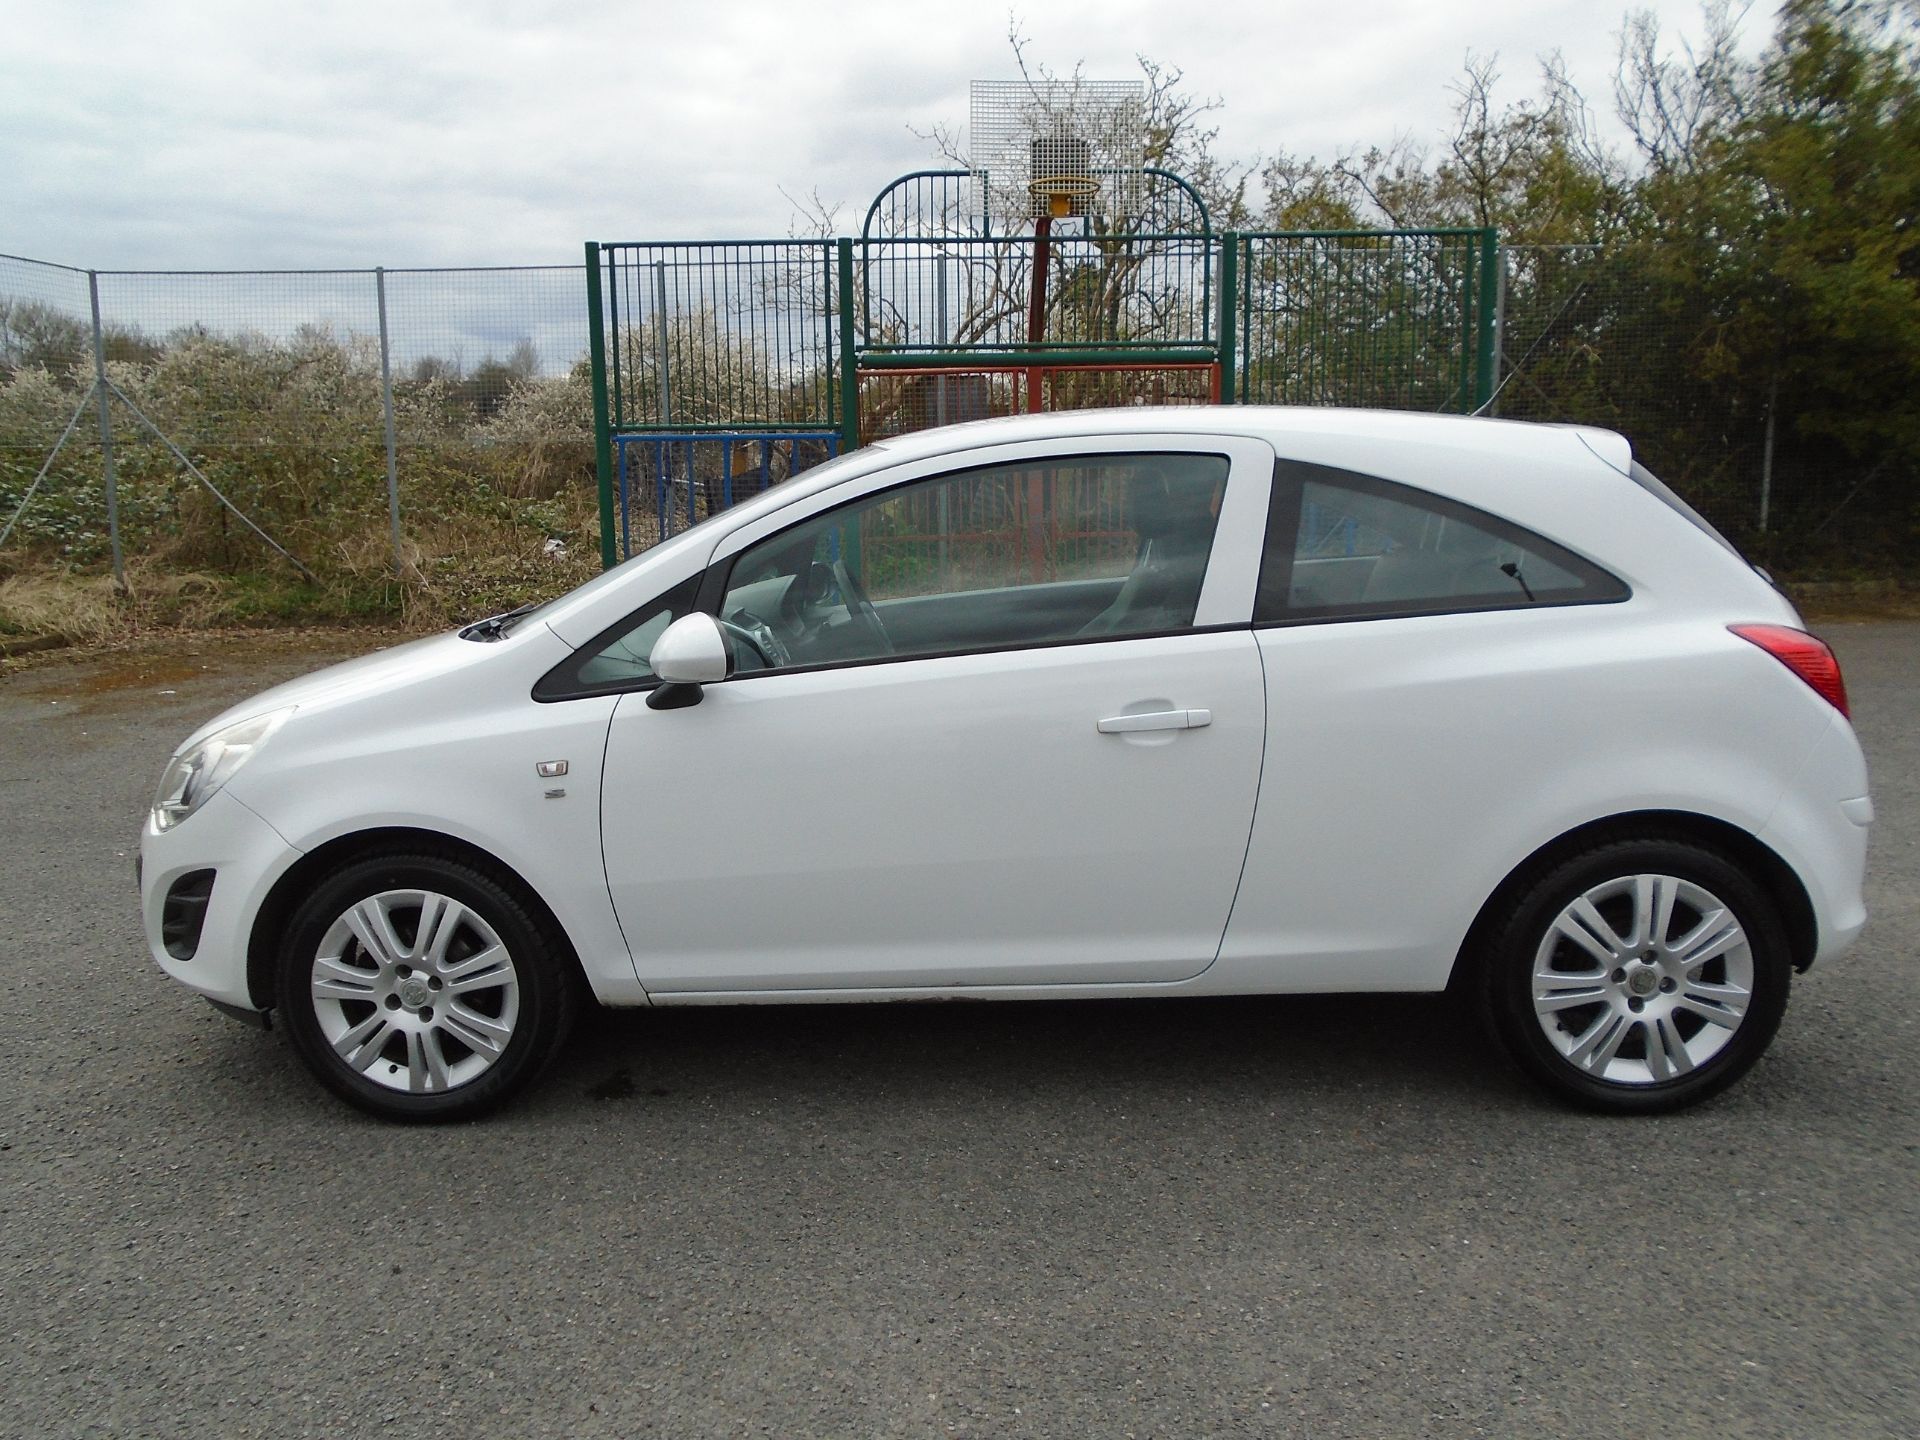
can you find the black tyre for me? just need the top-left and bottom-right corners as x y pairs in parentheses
(1480, 838), (1791, 1114)
(276, 853), (578, 1122)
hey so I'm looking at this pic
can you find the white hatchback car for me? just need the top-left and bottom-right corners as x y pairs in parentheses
(139, 408), (1870, 1120)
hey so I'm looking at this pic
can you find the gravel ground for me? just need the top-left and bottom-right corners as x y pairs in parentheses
(1, 622), (1914, 1439)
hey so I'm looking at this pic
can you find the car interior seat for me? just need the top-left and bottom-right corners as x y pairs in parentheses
(1079, 469), (1218, 636)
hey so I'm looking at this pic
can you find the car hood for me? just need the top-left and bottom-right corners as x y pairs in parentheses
(173, 630), (503, 754)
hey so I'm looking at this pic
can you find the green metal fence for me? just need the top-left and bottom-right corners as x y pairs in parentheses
(585, 223), (1501, 565)
(585, 238), (843, 563)
(859, 168), (1214, 246)
(1231, 228), (1498, 413)
(588, 239), (839, 434)
(853, 232), (1217, 355)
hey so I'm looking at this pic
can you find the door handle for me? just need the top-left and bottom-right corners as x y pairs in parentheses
(1096, 708), (1212, 734)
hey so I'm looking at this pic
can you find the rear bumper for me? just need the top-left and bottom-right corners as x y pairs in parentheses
(1759, 716), (1872, 971)
(139, 790), (304, 1013)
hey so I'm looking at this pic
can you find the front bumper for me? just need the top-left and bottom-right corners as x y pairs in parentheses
(139, 789), (303, 1014)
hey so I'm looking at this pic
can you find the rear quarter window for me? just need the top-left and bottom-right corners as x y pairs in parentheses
(1257, 460), (1629, 623)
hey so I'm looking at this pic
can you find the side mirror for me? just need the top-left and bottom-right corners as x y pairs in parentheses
(646, 613), (730, 709)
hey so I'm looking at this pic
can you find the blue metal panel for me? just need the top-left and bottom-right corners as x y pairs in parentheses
(612, 430), (844, 558)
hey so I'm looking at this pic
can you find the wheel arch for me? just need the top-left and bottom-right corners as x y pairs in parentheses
(1450, 809), (1818, 991)
(245, 826), (591, 1010)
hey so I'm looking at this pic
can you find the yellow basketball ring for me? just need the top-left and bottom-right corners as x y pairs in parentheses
(1028, 174), (1101, 218)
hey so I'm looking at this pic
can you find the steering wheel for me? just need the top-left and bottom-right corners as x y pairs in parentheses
(788, 561), (841, 638)
(720, 610), (791, 669)
(837, 561), (895, 656)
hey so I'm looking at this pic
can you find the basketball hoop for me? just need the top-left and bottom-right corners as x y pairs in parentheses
(971, 80), (1145, 229)
(1028, 173), (1102, 220)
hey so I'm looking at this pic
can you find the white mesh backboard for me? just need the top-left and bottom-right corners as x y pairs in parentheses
(969, 78), (1147, 228)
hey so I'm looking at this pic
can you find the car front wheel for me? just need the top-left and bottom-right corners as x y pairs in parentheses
(1482, 839), (1792, 1113)
(276, 853), (577, 1121)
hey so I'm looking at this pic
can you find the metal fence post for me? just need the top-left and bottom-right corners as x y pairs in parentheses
(87, 271), (125, 589)
(650, 261), (674, 533)
(1456, 239), (1477, 413)
(822, 244), (837, 430)
(1487, 240), (1508, 416)
(374, 267), (402, 577)
(1760, 373), (1778, 534)
(584, 242), (617, 570)
(651, 262), (672, 426)
(1473, 228), (1500, 412)
(836, 238), (858, 451)
(1217, 233), (1239, 405)
(836, 238), (861, 581)
(935, 252), (950, 581)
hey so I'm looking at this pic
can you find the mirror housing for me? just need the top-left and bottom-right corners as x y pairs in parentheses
(646, 613), (730, 709)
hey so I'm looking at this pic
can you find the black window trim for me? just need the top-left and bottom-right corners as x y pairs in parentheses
(698, 620), (1255, 689)
(531, 575), (702, 703)
(1254, 457), (1630, 628)
(537, 446), (1254, 701)
(535, 455), (1634, 701)
(534, 577), (1256, 706)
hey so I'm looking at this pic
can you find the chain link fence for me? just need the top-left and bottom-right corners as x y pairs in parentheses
(2, 240), (1908, 638)
(0, 252), (600, 625)
(1234, 230), (1492, 412)
(1493, 244), (1911, 571)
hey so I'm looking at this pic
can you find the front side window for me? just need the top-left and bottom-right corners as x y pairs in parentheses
(1257, 462), (1626, 623)
(716, 452), (1230, 671)
(532, 576), (700, 700)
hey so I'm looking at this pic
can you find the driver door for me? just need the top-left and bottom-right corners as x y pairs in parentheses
(598, 433), (1274, 994)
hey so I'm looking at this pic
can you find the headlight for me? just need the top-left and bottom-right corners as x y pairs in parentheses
(151, 707), (294, 832)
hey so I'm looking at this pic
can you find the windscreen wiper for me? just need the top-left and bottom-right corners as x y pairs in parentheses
(1499, 562), (1537, 602)
(459, 601), (539, 642)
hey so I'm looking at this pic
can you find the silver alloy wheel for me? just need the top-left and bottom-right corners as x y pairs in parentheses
(308, 888), (521, 1095)
(1531, 873), (1753, 1085)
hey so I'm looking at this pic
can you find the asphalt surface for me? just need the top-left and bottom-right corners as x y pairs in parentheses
(0, 623), (1914, 1439)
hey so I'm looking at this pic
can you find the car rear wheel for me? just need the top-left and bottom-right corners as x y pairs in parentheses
(276, 854), (577, 1121)
(1482, 839), (1791, 1113)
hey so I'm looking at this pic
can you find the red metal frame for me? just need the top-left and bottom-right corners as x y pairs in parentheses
(859, 361), (1222, 426)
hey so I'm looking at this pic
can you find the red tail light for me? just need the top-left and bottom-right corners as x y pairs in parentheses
(1730, 624), (1850, 717)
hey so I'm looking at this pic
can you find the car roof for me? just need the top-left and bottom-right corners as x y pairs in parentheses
(866, 405), (1635, 476)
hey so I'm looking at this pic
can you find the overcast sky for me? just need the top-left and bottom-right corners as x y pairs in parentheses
(2, 0), (1782, 272)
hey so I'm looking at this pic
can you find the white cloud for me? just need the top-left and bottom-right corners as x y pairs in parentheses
(0, 0), (1782, 269)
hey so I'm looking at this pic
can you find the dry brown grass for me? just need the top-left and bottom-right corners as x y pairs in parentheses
(0, 477), (606, 657)
(0, 562), (254, 646)
(395, 488), (601, 630)
(0, 571), (124, 645)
